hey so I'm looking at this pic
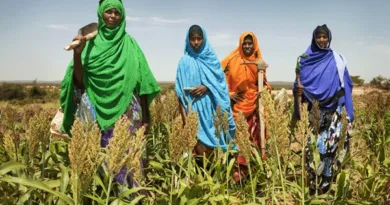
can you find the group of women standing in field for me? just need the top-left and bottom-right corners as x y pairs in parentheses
(59, 0), (354, 194)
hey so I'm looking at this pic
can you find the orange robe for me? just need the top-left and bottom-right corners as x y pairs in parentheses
(221, 31), (271, 121)
(221, 32), (271, 182)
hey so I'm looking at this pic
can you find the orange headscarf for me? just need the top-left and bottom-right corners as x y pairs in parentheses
(221, 32), (271, 119)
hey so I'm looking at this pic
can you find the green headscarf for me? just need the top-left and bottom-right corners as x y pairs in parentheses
(60, 0), (161, 136)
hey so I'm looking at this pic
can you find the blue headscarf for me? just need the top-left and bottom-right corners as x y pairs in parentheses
(293, 25), (354, 121)
(175, 25), (236, 150)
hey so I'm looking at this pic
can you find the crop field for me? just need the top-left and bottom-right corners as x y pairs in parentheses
(0, 84), (389, 204)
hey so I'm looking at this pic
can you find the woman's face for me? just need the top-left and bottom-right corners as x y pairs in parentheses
(315, 33), (329, 49)
(189, 33), (204, 52)
(103, 8), (121, 29)
(242, 35), (254, 56)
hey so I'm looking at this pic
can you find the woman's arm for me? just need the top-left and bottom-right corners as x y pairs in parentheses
(140, 95), (150, 132)
(179, 99), (187, 126)
(73, 35), (86, 89)
(73, 53), (84, 89)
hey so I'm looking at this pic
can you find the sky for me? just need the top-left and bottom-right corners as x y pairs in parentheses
(0, 0), (389, 83)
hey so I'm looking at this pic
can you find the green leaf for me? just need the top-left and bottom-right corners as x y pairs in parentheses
(110, 198), (120, 205)
(31, 189), (45, 202)
(345, 200), (366, 205)
(94, 174), (108, 195)
(118, 187), (167, 198)
(309, 198), (326, 204)
(0, 161), (26, 175)
(336, 170), (346, 199)
(197, 181), (213, 187)
(227, 158), (236, 176)
(378, 146), (385, 163)
(209, 195), (224, 202)
(177, 185), (187, 197)
(17, 189), (31, 204)
(84, 194), (105, 204)
(180, 195), (188, 205)
(211, 183), (221, 192)
(0, 176), (74, 205)
(149, 161), (164, 170)
(130, 195), (146, 205)
(186, 198), (200, 205)
(44, 180), (61, 188)
(209, 200), (217, 205)
(59, 164), (70, 193)
(227, 196), (241, 203)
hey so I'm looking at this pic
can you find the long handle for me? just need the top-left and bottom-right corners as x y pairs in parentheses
(258, 66), (266, 160)
(295, 73), (302, 119)
(63, 30), (98, 51)
(241, 61), (267, 160)
(295, 54), (308, 119)
(64, 40), (81, 51)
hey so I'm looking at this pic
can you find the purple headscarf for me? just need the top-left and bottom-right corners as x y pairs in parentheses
(293, 25), (354, 121)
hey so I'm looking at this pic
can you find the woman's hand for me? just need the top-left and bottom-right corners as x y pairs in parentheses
(230, 91), (244, 103)
(190, 85), (208, 97)
(142, 122), (149, 134)
(73, 35), (86, 55)
(295, 84), (304, 96)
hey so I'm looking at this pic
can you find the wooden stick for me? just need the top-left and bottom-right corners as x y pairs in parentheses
(258, 62), (266, 160)
(294, 54), (308, 119)
(241, 60), (268, 160)
(64, 22), (98, 51)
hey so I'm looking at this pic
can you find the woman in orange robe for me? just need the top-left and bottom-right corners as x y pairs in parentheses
(221, 31), (271, 182)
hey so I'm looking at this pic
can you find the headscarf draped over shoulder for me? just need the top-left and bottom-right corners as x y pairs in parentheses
(175, 25), (236, 150)
(221, 32), (271, 118)
(60, 0), (161, 136)
(176, 26), (233, 115)
(293, 24), (354, 121)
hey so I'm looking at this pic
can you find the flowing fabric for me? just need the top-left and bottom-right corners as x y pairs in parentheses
(294, 25), (354, 193)
(60, 0), (161, 136)
(221, 32), (271, 119)
(175, 26), (236, 151)
(75, 90), (145, 191)
(221, 32), (271, 146)
(221, 32), (271, 182)
(293, 27), (354, 121)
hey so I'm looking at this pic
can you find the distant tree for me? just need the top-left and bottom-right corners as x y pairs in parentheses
(382, 79), (390, 90)
(0, 83), (26, 100)
(350, 75), (365, 86)
(28, 79), (46, 98)
(370, 75), (386, 88)
(370, 75), (390, 90)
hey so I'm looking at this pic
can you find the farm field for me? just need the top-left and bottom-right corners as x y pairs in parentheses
(0, 83), (389, 204)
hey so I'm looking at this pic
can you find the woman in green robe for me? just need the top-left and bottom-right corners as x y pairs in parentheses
(59, 0), (161, 189)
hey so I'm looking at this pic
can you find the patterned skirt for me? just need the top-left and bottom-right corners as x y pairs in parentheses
(74, 89), (144, 189)
(306, 104), (352, 191)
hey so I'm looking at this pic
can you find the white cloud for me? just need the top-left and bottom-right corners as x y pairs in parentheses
(208, 33), (237, 47)
(366, 35), (385, 41)
(355, 41), (366, 45)
(375, 44), (390, 56)
(46, 24), (77, 31)
(126, 16), (142, 21)
(151, 17), (188, 24)
(126, 26), (164, 31)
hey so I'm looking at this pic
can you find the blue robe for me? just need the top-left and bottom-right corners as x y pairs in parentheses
(175, 26), (236, 151)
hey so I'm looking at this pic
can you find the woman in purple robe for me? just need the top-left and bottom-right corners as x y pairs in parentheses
(293, 24), (354, 194)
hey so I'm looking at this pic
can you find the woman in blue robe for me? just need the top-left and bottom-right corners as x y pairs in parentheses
(293, 24), (354, 193)
(175, 25), (236, 155)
